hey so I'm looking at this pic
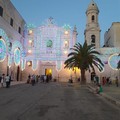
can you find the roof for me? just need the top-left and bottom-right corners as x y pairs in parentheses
(86, 0), (99, 12)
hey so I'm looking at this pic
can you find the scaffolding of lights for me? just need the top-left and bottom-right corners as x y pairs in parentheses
(25, 19), (73, 71)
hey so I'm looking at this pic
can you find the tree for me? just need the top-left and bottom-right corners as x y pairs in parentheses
(64, 41), (104, 84)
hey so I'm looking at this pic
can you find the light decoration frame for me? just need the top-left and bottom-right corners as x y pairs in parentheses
(63, 24), (71, 30)
(14, 48), (20, 66)
(0, 38), (7, 62)
(108, 53), (120, 70)
(32, 60), (38, 71)
(21, 59), (26, 71)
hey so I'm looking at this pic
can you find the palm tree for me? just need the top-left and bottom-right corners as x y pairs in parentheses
(64, 41), (104, 84)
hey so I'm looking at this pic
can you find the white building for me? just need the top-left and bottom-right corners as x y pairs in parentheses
(104, 22), (120, 47)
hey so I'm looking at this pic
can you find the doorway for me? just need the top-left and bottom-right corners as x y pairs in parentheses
(45, 68), (52, 81)
(45, 68), (52, 75)
(17, 66), (20, 81)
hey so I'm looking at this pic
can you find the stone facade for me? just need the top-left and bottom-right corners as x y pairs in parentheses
(104, 22), (120, 47)
(0, 0), (26, 81)
(84, 0), (100, 48)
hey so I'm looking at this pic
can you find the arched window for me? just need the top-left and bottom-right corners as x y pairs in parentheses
(91, 15), (95, 22)
(0, 6), (3, 17)
(91, 35), (96, 46)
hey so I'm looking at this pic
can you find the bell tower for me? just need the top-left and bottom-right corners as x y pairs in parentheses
(84, 0), (100, 48)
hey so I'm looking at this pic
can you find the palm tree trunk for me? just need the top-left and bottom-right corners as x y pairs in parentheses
(80, 69), (86, 84)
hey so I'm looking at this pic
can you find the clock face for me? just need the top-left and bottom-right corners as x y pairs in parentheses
(46, 40), (53, 48)
(108, 53), (120, 70)
(0, 39), (6, 62)
(14, 48), (20, 66)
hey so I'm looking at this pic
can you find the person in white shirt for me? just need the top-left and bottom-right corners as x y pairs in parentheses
(5, 74), (10, 88)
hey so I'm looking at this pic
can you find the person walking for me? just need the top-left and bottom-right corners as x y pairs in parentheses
(115, 76), (119, 87)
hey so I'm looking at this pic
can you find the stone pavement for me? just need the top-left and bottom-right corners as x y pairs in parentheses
(88, 83), (120, 108)
(1, 80), (120, 108)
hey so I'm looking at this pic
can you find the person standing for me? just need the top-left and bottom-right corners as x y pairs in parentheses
(5, 74), (10, 88)
(1, 74), (5, 87)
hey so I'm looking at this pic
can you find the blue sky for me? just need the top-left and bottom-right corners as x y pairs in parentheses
(11, 0), (120, 47)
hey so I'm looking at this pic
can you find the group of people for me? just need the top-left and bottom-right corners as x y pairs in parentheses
(92, 75), (119, 94)
(27, 74), (39, 86)
(102, 76), (119, 87)
(102, 77), (112, 86)
(0, 74), (11, 88)
(27, 74), (52, 86)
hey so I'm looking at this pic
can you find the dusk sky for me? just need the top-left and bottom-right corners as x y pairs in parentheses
(11, 0), (120, 47)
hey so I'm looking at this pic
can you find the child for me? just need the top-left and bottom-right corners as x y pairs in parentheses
(96, 84), (103, 94)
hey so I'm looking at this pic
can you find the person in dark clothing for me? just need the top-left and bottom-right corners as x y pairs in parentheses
(115, 76), (119, 87)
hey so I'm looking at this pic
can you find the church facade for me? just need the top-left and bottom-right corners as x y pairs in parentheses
(23, 18), (78, 82)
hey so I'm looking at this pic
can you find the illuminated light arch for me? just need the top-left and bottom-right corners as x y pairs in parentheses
(12, 41), (24, 65)
(0, 38), (7, 62)
(0, 28), (9, 46)
(108, 53), (120, 70)
(0, 28), (10, 62)
(32, 60), (38, 71)
(14, 48), (20, 66)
